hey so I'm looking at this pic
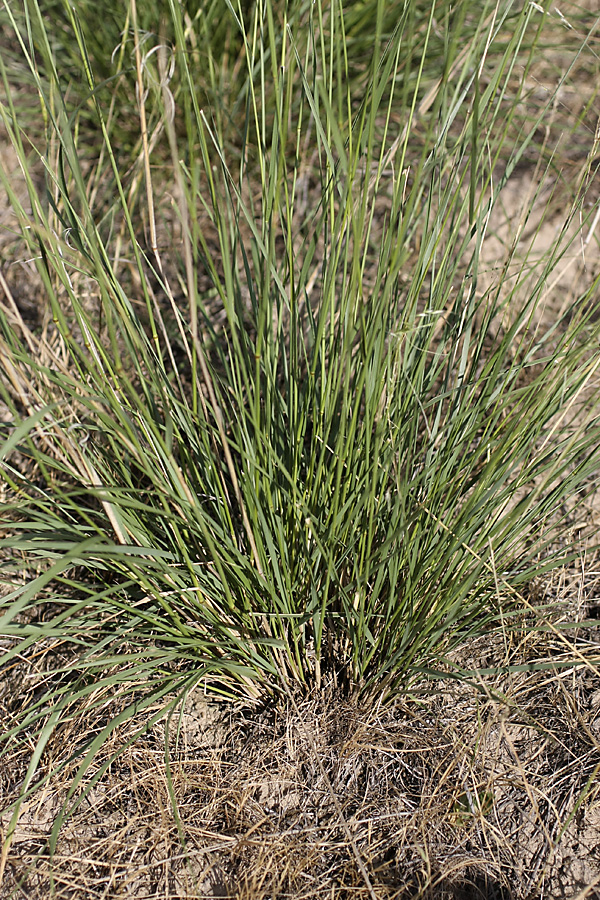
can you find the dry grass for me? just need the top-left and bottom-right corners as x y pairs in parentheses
(1, 560), (599, 900)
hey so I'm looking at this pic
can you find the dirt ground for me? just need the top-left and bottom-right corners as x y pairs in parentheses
(1, 578), (599, 899)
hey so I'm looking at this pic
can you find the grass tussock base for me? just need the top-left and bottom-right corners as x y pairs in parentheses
(2, 563), (600, 900)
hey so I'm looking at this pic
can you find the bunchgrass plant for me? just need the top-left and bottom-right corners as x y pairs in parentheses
(1, 0), (600, 859)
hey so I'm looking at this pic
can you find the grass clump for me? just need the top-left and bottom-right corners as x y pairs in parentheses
(1, 0), (600, 877)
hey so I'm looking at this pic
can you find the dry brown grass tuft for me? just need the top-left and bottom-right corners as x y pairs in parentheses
(1, 560), (599, 900)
